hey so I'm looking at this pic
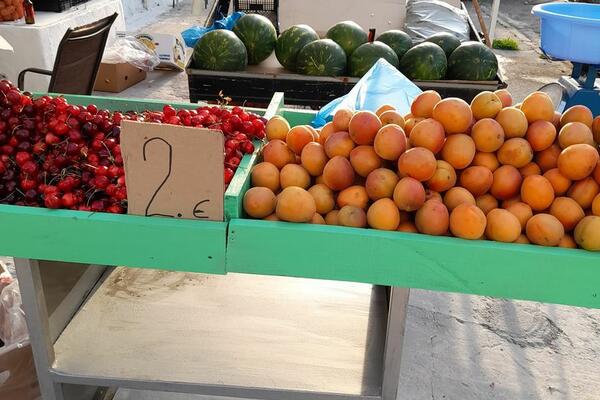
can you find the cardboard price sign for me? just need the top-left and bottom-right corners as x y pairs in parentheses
(120, 120), (224, 221)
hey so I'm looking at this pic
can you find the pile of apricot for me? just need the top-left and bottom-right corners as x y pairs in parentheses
(243, 89), (600, 251)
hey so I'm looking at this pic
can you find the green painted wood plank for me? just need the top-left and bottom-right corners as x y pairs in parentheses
(227, 219), (600, 309)
(282, 109), (315, 126)
(0, 204), (225, 273)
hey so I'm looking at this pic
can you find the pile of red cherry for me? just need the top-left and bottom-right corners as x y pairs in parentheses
(0, 80), (266, 213)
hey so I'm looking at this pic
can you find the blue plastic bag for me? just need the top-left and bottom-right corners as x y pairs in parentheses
(182, 12), (245, 48)
(312, 59), (422, 128)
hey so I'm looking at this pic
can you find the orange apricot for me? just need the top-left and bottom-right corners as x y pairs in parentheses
(495, 107), (528, 138)
(471, 118), (505, 152)
(470, 91), (503, 120)
(520, 91), (555, 123)
(520, 175), (555, 211)
(574, 216), (600, 250)
(262, 139), (295, 169)
(415, 200), (450, 235)
(324, 131), (355, 158)
(491, 165), (523, 200)
(444, 187), (476, 212)
(325, 210), (340, 225)
(286, 125), (315, 155)
(441, 134), (476, 169)
(526, 120), (556, 151)
(322, 156), (355, 191)
(525, 213), (564, 246)
(367, 198), (400, 230)
(300, 142), (328, 176)
(426, 160), (457, 192)
(338, 205), (368, 228)
(543, 168), (572, 195)
(550, 197), (585, 231)
(243, 187), (277, 218)
(504, 201), (533, 230)
(535, 144), (561, 172)
(476, 194), (498, 215)
(472, 152), (500, 172)
(592, 193), (600, 216)
(376, 104), (395, 117)
(332, 108), (353, 131)
(558, 234), (578, 248)
(557, 144), (600, 180)
(558, 122), (594, 148)
(365, 168), (399, 200)
(485, 208), (522, 242)
(432, 97), (473, 134)
(393, 177), (426, 211)
(308, 184), (335, 215)
(568, 177), (599, 209)
(497, 138), (533, 168)
(337, 185), (369, 209)
(519, 162), (542, 177)
(251, 162), (280, 192)
(379, 110), (405, 128)
(348, 110), (382, 145)
(411, 90), (441, 118)
(494, 89), (513, 108)
(349, 145), (383, 177)
(409, 118), (446, 154)
(560, 105), (593, 128)
(265, 116), (290, 141)
(397, 147), (437, 181)
(459, 166), (493, 196)
(279, 164), (311, 189)
(450, 203), (487, 240)
(276, 187), (316, 223)
(373, 124), (407, 160)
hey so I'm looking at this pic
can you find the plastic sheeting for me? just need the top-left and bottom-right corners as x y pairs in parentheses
(182, 12), (245, 48)
(312, 59), (422, 128)
(404, 0), (470, 43)
(102, 36), (161, 71)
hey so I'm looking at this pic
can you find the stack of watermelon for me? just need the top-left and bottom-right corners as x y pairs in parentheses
(192, 14), (278, 71)
(192, 15), (499, 82)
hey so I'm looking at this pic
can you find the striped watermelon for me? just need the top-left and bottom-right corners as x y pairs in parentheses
(276, 25), (319, 72)
(296, 39), (347, 77)
(233, 14), (277, 65)
(447, 41), (498, 81)
(192, 30), (247, 71)
(399, 42), (447, 80)
(376, 30), (413, 60)
(326, 21), (367, 57)
(426, 32), (461, 57)
(349, 41), (399, 77)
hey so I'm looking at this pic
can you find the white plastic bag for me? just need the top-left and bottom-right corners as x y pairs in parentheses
(102, 36), (160, 71)
(404, 0), (470, 43)
(0, 282), (28, 346)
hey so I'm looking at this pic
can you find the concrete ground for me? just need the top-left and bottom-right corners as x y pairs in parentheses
(4, 1), (600, 400)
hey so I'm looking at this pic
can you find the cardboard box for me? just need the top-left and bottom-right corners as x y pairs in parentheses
(94, 62), (146, 93)
(117, 32), (186, 71)
(0, 342), (41, 400)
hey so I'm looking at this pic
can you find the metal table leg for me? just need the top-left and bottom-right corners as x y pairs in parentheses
(382, 287), (410, 400)
(15, 258), (106, 400)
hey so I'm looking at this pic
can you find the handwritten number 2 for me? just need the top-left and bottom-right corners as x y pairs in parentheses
(142, 137), (211, 219)
(143, 137), (174, 218)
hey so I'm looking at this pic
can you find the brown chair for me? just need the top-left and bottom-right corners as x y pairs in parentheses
(18, 13), (118, 95)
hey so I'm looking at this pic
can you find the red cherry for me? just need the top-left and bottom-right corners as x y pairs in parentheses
(61, 193), (76, 208)
(163, 105), (176, 118)
(224, 167), (234, 184)
(44, 193), (61, 209)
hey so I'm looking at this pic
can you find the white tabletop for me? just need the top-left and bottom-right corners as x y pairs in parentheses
(0, 0), (125, 90)
(0, 34), (13, 52)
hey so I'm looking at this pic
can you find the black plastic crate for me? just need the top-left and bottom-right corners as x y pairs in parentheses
(32, 0), (90, 12)
(233, 0), (279, 33)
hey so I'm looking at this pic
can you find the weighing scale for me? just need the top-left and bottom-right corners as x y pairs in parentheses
(533, 2), (600, 116)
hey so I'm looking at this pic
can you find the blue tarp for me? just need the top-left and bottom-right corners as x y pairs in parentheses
(312, 59), (423, 128)
(182, 12), (245, 48)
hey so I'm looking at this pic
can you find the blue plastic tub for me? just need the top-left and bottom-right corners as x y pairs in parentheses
(532, 2), (600, 65)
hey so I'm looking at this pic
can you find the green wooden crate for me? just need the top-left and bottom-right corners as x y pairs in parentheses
(225, 106), (600, 309)
(0, 93), (279, 272)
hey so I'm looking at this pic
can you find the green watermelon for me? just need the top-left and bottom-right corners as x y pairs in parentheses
(275, 25), (319, 72)
(233, 14), (277, 65)
(192, 30), (247, 71)
(399, 42), (447, 80)
(296, 39), (347, 77)
(376, 30), (413, 60)
(326, 21), (368, 57)
(349, 41), (399, 77)
(425, 32), (461, 57)
(447, 41), (498, 81)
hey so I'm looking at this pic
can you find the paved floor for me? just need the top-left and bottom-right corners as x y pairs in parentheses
(3, 1), (600, 400)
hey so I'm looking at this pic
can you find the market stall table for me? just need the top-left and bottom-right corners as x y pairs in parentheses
(0, 0), (125, 91)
